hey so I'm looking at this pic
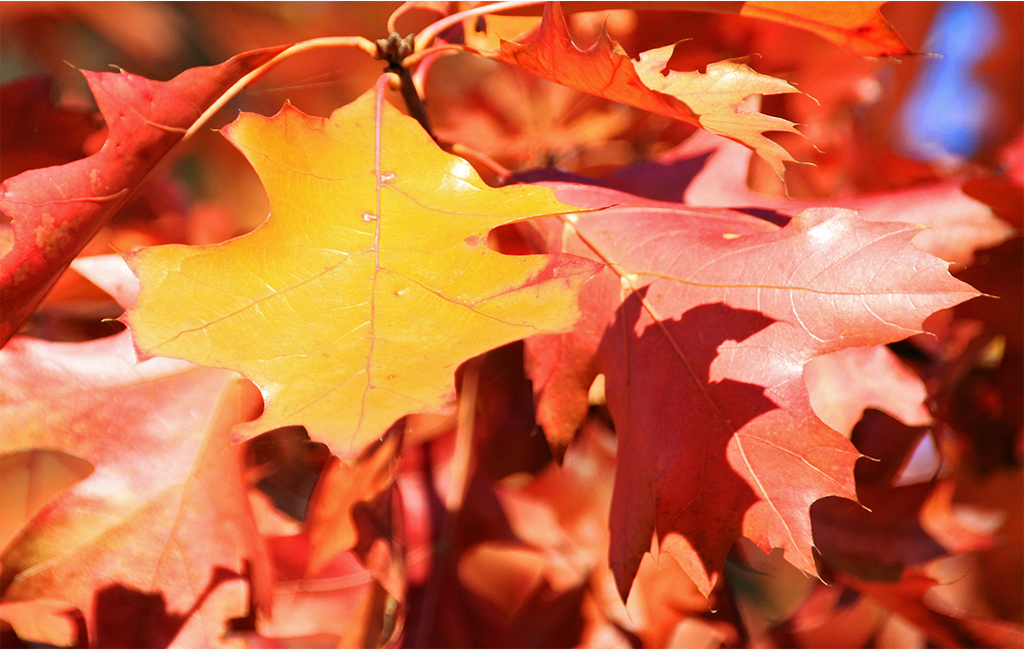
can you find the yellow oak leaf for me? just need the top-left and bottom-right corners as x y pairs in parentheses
(125, 79), (599, 459)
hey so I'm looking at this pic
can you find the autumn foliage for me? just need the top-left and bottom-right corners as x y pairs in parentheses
(1, 2), (1022, 648)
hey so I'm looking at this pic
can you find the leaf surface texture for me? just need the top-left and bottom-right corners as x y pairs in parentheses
(126, 83), (599, 458)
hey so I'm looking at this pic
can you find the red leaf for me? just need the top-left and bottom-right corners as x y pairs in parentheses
(0, 330), (270, 647)
(612, 131), (1015, 265)
(521, 194), (772, 454)
(0, 46), (285, 346)
(524, 273), (620, 457)
(804, 345), (930, 436)
(523, 184), (978, 598)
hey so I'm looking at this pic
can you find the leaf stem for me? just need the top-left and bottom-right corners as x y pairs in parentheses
(442, 141), (514, 183)
(183, 36), (378, 141)
(403, 43), (465, 71)
(393, 65), (434, 138)
(376, 32), (435, 138)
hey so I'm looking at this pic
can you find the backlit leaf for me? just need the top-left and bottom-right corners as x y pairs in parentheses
(125, 79), (600, 459)
(740, 1), (913, 57)
(458, 2), (912, 58)
(0, 47), (286, 346)
(486, 2), (803, 178)
(613, 130), (1014, 265)
(521, 184), (979, 597)
(0, 331), (269, 648)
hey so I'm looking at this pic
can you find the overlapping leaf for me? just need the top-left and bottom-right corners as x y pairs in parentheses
(812, 411), (993, 582)
(482, 2), (803, 178)
(804, 345), (930, 436)
(612, 130), (1014, 265)
(521, 184), (978, 597)
(457, 1), (912, 58)
(125, 80), (600, 459)
(0, 47), (285, 346)
(0, 330), (269, 648)
(739, 1), (913, 57)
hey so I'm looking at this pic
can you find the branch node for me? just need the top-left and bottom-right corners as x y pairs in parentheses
(377, 32), (434, 139)
(376, 32), (416, 70)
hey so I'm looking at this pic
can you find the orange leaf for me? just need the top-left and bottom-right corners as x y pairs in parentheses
(304, 433), (401, 575)
(451, 2), (911, 58)
(741, 1), (913, 58)
(125, 77), (600, 459)
(488, 2), (803, 178)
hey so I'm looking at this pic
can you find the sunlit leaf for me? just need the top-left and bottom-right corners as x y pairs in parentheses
(125, 80), (600, 459)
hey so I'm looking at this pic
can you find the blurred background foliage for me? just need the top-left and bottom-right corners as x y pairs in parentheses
(1, 2), (1021, 648)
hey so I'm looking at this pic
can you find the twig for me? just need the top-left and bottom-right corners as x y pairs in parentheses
(378, 33), (435, 138)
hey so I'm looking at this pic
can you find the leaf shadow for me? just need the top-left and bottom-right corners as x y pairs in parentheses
(92, 566), (239, 648)
(606, 149), (715, 202)
(605, 293), (781, 594)
(811, 410), (948, 582)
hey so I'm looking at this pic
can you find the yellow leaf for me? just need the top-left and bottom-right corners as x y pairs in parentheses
(632, 47), (803, 180)
(125, 80), (599, 459)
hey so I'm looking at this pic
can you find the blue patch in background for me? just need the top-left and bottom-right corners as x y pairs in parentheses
(899, 1), (998, 160)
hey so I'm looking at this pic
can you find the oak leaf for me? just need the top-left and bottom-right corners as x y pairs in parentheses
(485, 2), (803, 178)
(0, 47), (286, 346)
(612, 130), (1014, 265)
(125, 80), (600, 460)
(1, 253), (269, 648)
(463, 2), (911, 58)
(739, 1), (913, 57)
(0, 328), (269, 648)
(804, 345), (931, 436)
(520, 184), (979, 598)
